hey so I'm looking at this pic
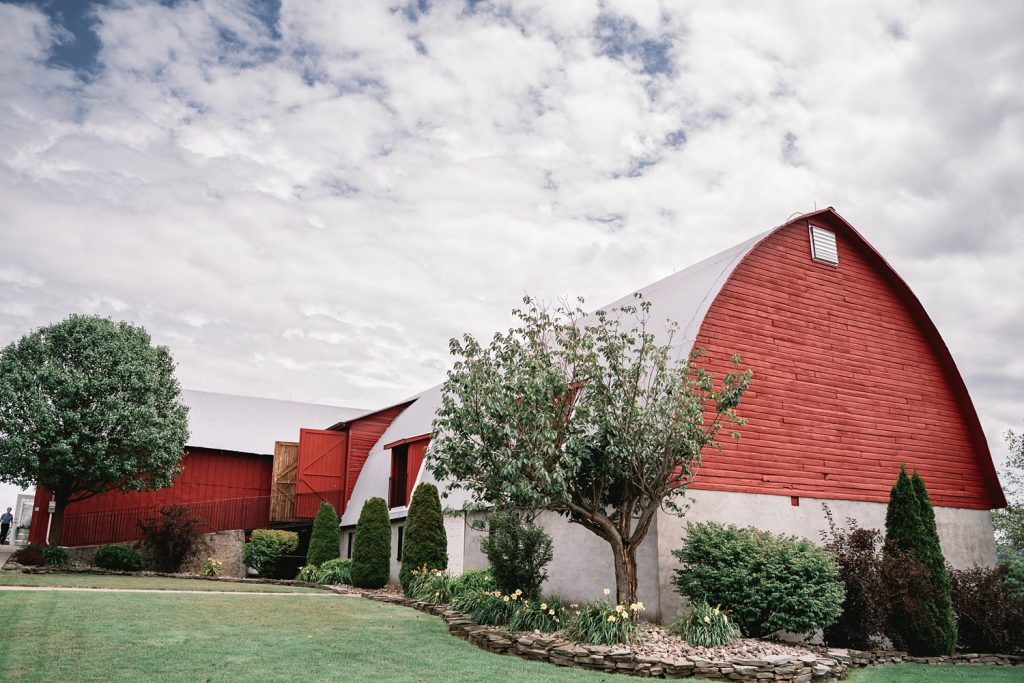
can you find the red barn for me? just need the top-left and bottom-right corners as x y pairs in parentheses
(333, 208), (1005, 621)
(29, 390), (363, 547)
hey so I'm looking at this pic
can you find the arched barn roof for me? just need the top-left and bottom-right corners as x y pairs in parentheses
(343, 208), (1006, 514)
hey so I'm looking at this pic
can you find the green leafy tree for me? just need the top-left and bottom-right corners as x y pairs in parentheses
(884, 467), (957, 655)
(0, 315), (189, 544)
(351, 497), (392, 588)
(994, 428), (1024, 557)
(306, 501), (341, 567)
(430, 296), (751, 605)
(399, 483), (448, 592)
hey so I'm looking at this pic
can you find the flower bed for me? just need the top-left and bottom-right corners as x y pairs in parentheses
(364, 592), (850, 681)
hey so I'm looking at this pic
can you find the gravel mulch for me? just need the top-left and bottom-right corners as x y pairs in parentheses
(631, 623), (818, 661)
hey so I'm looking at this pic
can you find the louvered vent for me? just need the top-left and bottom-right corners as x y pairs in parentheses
(808, 225), (839, 265)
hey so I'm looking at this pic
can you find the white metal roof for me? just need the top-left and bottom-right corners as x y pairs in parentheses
(339, 231), (772, 520)
(181, 389), (365, 456)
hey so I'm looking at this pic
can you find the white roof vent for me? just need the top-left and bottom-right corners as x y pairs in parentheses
(809, 225), (839, 265)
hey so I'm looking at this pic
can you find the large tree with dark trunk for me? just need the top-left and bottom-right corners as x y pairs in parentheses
(429, 296), (751, 606)
(0, 315), (189, 544)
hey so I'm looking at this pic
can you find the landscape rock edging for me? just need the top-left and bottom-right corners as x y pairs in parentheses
(362, 593), (849, 681)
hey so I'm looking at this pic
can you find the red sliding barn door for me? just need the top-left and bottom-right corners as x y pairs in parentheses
(296, 429), (348, 518)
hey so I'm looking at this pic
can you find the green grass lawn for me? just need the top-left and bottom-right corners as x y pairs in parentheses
(847, 664), (1022, 682)
(0, 587), (619, 682)
(0, 570), (322, 593)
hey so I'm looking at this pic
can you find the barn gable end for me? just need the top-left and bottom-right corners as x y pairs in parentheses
(691, 210), (1004, 510)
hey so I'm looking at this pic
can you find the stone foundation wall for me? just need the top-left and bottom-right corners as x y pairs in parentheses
(61, 529), (245, 577)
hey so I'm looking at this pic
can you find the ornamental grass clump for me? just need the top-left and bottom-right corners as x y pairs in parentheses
(672, 600), (741, 647)
(448, 567), (495, 599)
(200, 558), (222, 577)
(410, 566), (455, 604)
(508, 595), (567, 633)
(565, 590), (645, 645)
(451, 589), (519, 626)
(297, 558), (353, 585)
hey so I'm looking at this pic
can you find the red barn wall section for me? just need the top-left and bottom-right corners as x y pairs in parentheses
(406, 437), (429, 502)
(29, 447), (272, 546)
(691, 216), (999, 510)
(345, 403), (411, 504)
(295, 429), (348, 518)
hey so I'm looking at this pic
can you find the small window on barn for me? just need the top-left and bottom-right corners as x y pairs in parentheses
(346, 531), (355, 559)
(808, 225), (839, 265)
(397, 525), (404, 561)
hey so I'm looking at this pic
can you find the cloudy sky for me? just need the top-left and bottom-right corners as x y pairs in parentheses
(1, 0), (1022, 510)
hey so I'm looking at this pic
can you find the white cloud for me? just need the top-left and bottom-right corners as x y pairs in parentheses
(0, 0), (1021, 476)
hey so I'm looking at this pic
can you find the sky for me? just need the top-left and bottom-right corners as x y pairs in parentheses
(0, 0), (1022, 513)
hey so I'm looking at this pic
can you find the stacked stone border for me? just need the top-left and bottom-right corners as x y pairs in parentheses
(365, 593), (846, 681)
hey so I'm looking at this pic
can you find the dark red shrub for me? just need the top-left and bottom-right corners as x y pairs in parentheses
(12, 543), (45, 566)
(137, 505), (204, 572)
(949, 564), (1024, 654)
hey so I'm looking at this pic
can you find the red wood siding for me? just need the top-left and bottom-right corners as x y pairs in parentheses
(295, 429), (348, 518)
(691, 217), (996, 509)
(29, 447), (272, 545)
(406, 437), (429, 502)
(345, 404), (410, 503)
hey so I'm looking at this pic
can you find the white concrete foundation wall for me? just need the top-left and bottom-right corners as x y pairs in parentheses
(535, 510), (663, 620)
(655, 489), (997, 622)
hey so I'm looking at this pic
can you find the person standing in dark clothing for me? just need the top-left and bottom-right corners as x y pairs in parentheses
(0, 508), (13, 544)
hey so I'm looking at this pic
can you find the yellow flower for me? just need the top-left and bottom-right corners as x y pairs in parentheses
(570, 603), (578, 609)
(635, 601), (644, 611)
(603, 588), (611, 596)
(629, 603), (638, 612)
(703, 615), (711, 623)
(723, 614), (729, 623)
(713, 607), (720, 614)
(616, 604), (626, 613)
(540, 603), (547, 610)
(574, 610), (581, 616)
(511, 593), (518, 601)
(503, 596), (510, 602)
(607, 615), (617, 622)
(548, 609), (555, 616)
(515, 589), (523, 596)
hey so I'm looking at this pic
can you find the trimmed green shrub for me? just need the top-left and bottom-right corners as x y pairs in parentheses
(671, 600), (742, 647)
(949, 563), (1024, 654)
(672, 521), (844, 638)
(565, 594), (645, 645)
(480, 510), (553, 599)
(243, 529), (299, 577)
(351, 497), (391, 588)
(306, 502), (341, 567)
(296, 558), (353, 585)
(41, 545), (69, 567)
(884, 467), (957, 655)
(138, 505), (204, 572)
(94, 544), (144, 571)
(399, 483), (448, 593)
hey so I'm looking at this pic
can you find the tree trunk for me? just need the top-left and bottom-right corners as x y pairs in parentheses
(611, 539), (639, 606)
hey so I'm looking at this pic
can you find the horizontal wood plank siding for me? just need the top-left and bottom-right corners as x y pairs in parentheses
(691, 219), (993, 509)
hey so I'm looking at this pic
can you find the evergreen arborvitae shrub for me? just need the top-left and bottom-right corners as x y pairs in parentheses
(351, 497), (392, 588)
(883, 467), (957, 655)
(399, 483), (448, 593)
(306, 501), (341, 567)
